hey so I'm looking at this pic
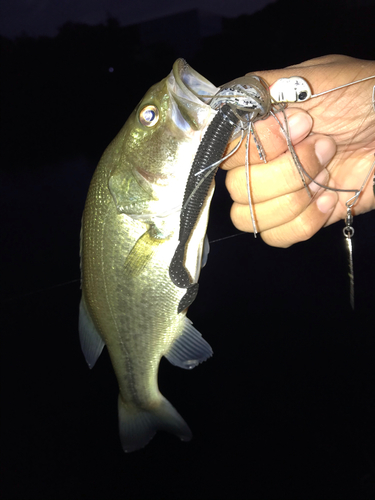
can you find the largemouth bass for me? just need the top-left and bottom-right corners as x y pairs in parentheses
(79, 59), (220, 452)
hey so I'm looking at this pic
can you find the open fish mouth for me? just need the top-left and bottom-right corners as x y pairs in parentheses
(133, 60), (220, 206)
(168, 58), (220, 131)
(173, 58), (219, 103)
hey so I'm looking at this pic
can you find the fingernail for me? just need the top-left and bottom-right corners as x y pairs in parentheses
(288, 112), (313, 142)
(316, 191), (338, 214)
(315, 137), (336, 167)
(309, 168), (329, 194)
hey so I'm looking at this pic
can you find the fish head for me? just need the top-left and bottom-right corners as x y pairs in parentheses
(108, 59), (219, 225)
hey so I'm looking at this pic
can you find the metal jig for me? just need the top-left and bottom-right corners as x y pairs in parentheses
(343, 205), (355, 310)
(342, 153), (375, 309)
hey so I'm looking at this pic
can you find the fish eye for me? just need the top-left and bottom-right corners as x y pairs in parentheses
(139, 105), (159, 127)
(298, 91), (308, 101)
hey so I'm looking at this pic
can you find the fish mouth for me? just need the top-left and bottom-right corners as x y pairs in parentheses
(132, 61), (220, 209)
(173, 58), (219, 103)
(169, 59), (220, 131)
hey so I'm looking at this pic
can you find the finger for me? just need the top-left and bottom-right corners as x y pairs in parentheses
(260, 190), (339, 248)
(230, 168), (330, 233)
(222, 108), (313, 170)
(225, 134), (337, 204)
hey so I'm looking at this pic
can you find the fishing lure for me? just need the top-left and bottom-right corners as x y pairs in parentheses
(271, 77), (375, 310)
(176, 72), (375, 310)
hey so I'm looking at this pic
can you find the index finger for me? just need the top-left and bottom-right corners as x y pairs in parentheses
(222, 108), (313, 170)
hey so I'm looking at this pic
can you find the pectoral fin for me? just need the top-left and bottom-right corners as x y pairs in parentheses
(165, 317), (213, 369)
(124, 229), (167, 278)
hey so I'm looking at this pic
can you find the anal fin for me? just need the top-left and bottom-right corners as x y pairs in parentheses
(165, 317), (213, 369)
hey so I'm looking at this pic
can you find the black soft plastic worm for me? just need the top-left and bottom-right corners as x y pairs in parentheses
(169, 104), (239, 313)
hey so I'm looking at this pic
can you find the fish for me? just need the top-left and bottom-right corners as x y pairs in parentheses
(80, 57), (375, 453)
(79, 59), (220, 452)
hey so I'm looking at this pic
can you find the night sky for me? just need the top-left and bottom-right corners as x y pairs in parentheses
(0, 0), (276, 38)
(1, 0), (375, 499)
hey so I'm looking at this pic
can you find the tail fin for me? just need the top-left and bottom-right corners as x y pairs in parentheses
(118, 395), (192, 452)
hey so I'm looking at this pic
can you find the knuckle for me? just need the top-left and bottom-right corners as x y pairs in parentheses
(224, 169), (235, 195)
(260, 227), (292, 248)
(230, 203), (252, 232)
(225, 168), (246, 202)
(291, 213), (316, 241)
(276, 192), (304, 222)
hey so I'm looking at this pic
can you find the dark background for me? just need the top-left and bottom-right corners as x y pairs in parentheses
(1, 0), (375, 498)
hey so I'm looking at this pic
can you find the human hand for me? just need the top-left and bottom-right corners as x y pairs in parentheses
(223, 55), (375, 247)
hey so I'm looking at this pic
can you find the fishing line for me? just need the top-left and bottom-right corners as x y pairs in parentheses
(4, 229), (249, 303)
(209, 232), (246, 244)
(3, 278), (80, 303)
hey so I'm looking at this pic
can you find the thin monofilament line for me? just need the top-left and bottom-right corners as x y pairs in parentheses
(209, 232), (246, 244)
(3, 278), (80, 303)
